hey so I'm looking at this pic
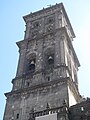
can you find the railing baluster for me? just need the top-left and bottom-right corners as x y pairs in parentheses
(29, 105), (68, 120)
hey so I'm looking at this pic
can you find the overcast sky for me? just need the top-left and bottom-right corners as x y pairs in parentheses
(0, 0), (90, 119)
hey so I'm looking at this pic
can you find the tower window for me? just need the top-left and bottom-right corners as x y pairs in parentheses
(16, 113), (19, 119)
(47, 76), (50, 81)
(27, 82), (30, 87)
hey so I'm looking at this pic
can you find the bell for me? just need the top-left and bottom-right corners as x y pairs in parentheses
(29, 60), (35, 70)
(48, 56), (54, 64)
(48, 56), (53, 60)
(30, 60), (35, 65)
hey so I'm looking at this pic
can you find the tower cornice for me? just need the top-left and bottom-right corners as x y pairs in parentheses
(5, 77), (68, 97)
(23, 3), (75, 38)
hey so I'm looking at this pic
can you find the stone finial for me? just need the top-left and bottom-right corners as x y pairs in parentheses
(63, 99), (67, 106)
(46, 103), (50, 109)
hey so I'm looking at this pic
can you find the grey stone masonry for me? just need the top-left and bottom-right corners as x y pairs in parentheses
(3, 3), (81, 120)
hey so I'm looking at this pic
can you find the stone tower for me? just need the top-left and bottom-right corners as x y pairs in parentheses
(3, 3), (81, 120)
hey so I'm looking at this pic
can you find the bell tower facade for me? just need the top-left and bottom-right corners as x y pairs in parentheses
(3, 3), (81, 120)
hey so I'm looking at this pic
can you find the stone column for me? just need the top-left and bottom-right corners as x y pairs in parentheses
(24, 21), (31, 39)
(60, 35), (65, 64)
(36, 40), (43, 72)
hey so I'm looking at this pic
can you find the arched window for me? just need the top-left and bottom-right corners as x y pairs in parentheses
(16, 113), (19, 119)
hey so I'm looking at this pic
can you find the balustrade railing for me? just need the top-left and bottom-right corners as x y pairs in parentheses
(28, 105), (68, 120)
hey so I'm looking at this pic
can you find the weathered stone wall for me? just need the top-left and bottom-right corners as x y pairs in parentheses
(3, 3), (80, 120)
(4, 80), (68, 120)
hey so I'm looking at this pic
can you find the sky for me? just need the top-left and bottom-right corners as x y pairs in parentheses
(0, 0), (90, 119)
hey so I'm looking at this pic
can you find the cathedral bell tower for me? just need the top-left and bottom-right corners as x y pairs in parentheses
(3, 3), (81, 120)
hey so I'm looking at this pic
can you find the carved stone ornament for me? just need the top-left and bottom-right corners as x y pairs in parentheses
(60, 35), (65, 40)
(46, 24), (54, 32)
(60, 116), (65, 120)
(31, 30), (38, 38)
(46, 16), (54, 24)
(47, 17), (54, 24)
(33, 21), (40, 28)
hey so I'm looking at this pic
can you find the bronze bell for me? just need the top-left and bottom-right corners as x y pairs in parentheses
(48, 56), (54, 64)
(29, 60), (35, 70)
(30, 60), (35, 65)
(49, 56), (53, 60)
